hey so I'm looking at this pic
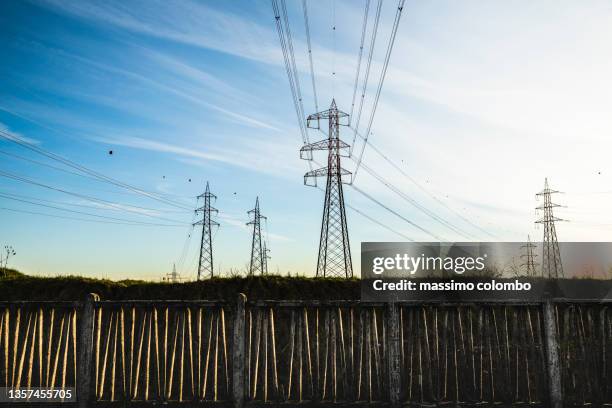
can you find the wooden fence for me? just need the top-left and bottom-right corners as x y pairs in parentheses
(0, 295), (610, 407)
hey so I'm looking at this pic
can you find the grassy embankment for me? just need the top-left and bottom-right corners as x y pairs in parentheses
(0, 269), (359, 301)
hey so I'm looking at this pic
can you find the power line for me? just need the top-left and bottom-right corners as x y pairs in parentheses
(0, 149), (194, 211)
(0, 170), (188, 224)
(353, 159), (473, 239)
(349, 125), (496, 239)
(349, 183), (444, 241)
(331, 0), (337, 96)
(317, 185), (413, 241)
(302, 0), (319, 112)
(353, 0), (406, 179)
(0, 189), (190, 214)
(272, 0), (309, 146)
(349, 0), (371, 126)
(0, 192), (188, 226)
(0, 206), (185, 227)
(0, 129), (193, 210)
(0, 149), (100, 182)
(350, 0), (383, 156)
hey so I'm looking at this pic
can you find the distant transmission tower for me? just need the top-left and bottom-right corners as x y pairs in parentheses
(520, 234), (539, 277)
(194, 182), (219, 279)
(535, 178), (565, 278)
(247, 197), (267, 275)
(164, 263), (180, 283)
(300, 99), (353, 278)
(263, 242), (271, 275)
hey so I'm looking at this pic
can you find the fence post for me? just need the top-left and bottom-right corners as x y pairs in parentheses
(386, 301), (401, 407)
(233, 293), (246, 408)
(77, 293), (98, 408)
(543, 300), (563, 408)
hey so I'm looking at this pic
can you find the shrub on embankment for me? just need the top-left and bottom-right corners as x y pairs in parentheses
(0, 270), (360, 300)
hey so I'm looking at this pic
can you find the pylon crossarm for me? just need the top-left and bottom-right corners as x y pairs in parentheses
(196, 206), (218, 213)
(304, 166), (352, 187)
(307, 108), (349, 121)
(300, 138), (350, 153)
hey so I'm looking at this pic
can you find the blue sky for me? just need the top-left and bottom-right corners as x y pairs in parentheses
(2, 1), (612, 279)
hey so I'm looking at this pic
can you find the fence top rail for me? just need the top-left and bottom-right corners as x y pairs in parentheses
(0, 298), (609, 306)
(0, 300), (80, 307)
(247, 298), (612, 307)
(94, 300), (230, 306)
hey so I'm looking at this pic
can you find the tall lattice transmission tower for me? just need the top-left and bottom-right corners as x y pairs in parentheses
(535, 178), (565, 278)
(194, 182), (219, 279)
(300, 99), (353, 278)
(247, 197), (267, 275)
(520, 234), (539, 277)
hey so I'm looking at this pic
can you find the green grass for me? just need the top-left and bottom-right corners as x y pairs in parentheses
(0, 269), (360, 301)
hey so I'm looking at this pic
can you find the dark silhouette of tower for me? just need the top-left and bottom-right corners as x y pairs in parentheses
(194, 182), (218, 279)
(164, 263), (180, 283)
(247, 197), (267, 275)
(536, 178), (565, 278)
(300, 99), (353, 278)
(263, 242), (271, 275)
(520, 234), (539, 277)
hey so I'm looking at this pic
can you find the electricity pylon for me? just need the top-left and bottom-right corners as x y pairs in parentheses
(535, 178), (565, 278)
(164, 263), (180, 283)
(194, 182), (218, 279)
(520, 234), (539, 277)
(263, 242), (271, 275)
(247, 197), (267, 275)
(300, 99), (353, 278)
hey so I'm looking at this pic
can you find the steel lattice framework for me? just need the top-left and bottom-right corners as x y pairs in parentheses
(300, 99), (353, 278)
(520, 234), (539, 277)
(194, 182), (218, 279)
(248, 197), (267, 275)
(535, 178), (565, 278)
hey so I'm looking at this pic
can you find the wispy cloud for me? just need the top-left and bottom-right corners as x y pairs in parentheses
(36, 0), (282, 64)
(95, 134), (303, 179)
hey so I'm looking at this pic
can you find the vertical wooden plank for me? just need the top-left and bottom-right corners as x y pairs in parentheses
(38, 308), (43, 387)
(98, 312), (114, 399)
(543, 301), (563, 408)
(303, 308), (313, 397)
(387, 302), (400, 407)
(120, 307), (126, 400)
(221, 307), (229, 396)
(270, 308), (279, 399)
(357, 308), (364, 401)
(144, 308), (152, 401)
(232, 294), (246, 408)
(46, 308), (54, 387)
(167, 311), (180, 401)
(11, 308), (20, 387)
(263, 306), (269, 402)
(133, 310), (146, 400)
(287, 309), (296, 400)
(296, 311), (302, 401)
(15, 311), (32, 388)
(1, 308), (6, 388)
(203, 311), (213, 399)
(26, 310), (37, 389)
(186, 308), (194, 399)
(197, 307), (202, 400)
(61, 310), (70, 392)
(77, 293), (98, 408)
(111, 310), (119, 402)
(179, 310), (185, 402)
